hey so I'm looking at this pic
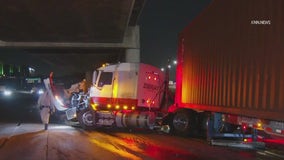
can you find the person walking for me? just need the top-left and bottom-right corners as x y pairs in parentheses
(37, 90), (55, 130)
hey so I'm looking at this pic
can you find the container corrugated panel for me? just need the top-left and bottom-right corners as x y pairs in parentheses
(176, 0), (284, 121)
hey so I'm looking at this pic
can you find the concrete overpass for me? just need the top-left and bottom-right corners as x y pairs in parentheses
(0, 0), (145, 75)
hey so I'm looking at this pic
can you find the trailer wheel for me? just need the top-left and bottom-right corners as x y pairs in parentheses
(171, 109), (196, 136)
(77, 110), (95, 130)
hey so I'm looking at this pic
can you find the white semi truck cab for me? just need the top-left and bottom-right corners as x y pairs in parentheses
(64, 63), (167, 130)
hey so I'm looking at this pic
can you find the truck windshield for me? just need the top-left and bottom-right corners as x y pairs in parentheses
(98, 72), (113, 87)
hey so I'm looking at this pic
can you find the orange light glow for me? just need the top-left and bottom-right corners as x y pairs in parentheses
(115, 105), (120, 109)
(146, 99), (151, 104)
(102, 63), (109, 67)
(243, 138), (253, 142)
(90, 139), (142, 160)
(131, 106), (135, 110)
(91, 103), (98, 110)
(123, 105), (128, 110)
(107, 104), (112, 109)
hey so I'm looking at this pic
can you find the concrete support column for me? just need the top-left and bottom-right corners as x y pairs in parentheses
(123, 26), (140, 63)
(125, 48), (140, 63)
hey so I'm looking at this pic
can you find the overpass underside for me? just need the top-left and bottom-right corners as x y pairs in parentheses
(0, 0), (145, 74)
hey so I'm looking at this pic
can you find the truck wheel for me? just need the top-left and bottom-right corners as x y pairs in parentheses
(171, 109), (196, 136)
(77, 110), (95, 130)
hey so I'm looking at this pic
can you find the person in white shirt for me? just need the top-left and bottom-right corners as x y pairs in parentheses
(37, 90), (55, 130)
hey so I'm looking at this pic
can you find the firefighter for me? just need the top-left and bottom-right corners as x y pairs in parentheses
(37, 90), (55, 130)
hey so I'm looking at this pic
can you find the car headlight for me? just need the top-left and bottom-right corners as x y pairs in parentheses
(38, 89), (44, 95)
(4, 89), (12, 96)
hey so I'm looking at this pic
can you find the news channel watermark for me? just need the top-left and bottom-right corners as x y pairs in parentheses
(251, 20), (271, 25)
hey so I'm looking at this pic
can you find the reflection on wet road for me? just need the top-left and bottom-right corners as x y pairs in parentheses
(83, 128), (284, 160)
(86, 130), (199, 160)
(1, 123), (284, 160)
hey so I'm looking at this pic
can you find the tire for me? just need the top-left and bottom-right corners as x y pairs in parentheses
(171, 109), (197, 136)
(77, 109), (95, 130)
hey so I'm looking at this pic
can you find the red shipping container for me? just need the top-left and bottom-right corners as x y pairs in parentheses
(176, 0), (284, 121)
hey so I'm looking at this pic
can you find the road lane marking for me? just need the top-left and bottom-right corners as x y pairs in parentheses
(264, 151), (284, 159)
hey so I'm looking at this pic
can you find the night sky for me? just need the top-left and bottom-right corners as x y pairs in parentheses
(139, 0), (212, 69)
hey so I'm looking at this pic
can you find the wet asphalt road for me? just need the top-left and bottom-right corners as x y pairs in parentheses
(0, 91), (284, 160)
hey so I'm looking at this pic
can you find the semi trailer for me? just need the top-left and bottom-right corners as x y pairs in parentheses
(168, 0), (284, 146)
